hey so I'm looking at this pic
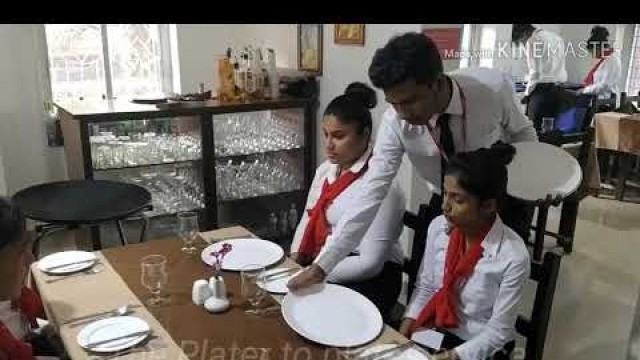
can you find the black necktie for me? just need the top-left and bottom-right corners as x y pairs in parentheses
(437, 113), (455, 188)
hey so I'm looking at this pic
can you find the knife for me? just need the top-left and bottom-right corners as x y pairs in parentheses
(84, 330), (151, 349)
(41, 259), (95, 272)
(358, 341), (414, 360)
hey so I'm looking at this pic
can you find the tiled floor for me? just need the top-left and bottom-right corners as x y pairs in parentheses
(36, 195), (640, 360)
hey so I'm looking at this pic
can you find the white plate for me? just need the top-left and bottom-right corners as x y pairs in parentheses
(201, 238), (284, 271)
(282, 283), (383, 347)
(258, 268), (302, 294)
(37, 251), (97, 275)
(359, 344), (432, 359)
(77, 316), (150, 353)
(508, 142), (582, 201)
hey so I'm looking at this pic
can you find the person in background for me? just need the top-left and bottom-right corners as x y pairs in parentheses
(581, 26), (621, 99)
(0, 197), (67, 360)
(399, 143), (530, 360)
(512, 24), (568, 130)
(289, 82), (405, 320)
(288, 32), (536, 291)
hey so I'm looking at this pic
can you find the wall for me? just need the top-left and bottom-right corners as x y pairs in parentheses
(0, 24), (67, 195)
(0, 153), (6, 196)
(175, 24), (298, 94)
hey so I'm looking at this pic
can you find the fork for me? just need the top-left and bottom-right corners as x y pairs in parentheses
(91, 335), (163, 360)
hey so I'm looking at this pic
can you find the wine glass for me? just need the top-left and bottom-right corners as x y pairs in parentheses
(241, 265), (267, 315)
(177, 211), (199, 254)
(141, 254), (168, 307)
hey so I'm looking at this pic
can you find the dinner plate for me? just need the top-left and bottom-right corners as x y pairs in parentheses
(37, 251), (97, 275)
(201, 238), (284, 271)
(76, 316), (150, 353)
(281, 283), (383, 347)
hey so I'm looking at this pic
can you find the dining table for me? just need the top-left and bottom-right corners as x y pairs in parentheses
(30, 226), (413, 360)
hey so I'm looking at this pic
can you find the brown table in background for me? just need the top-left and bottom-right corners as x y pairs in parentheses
(593, 112), (640, 199)
(33, 226), (408, 360)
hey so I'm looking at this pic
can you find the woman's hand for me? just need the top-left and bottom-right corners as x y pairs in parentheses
(432, 350), (459, 360)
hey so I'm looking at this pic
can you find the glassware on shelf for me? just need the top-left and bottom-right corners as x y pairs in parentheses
(95, 163), (205, 216)
(213, 110), (302, 157)
(215, 152), (303, 201)
(90, 131), (202, 169)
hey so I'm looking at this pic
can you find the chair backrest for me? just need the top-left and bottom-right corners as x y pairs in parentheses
(516, 251), (562, 360)
(402, 204), (431, 301)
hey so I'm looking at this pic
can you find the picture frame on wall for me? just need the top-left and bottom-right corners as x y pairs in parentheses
(298, 24), (323, 74)
(334, 24), (365, 46)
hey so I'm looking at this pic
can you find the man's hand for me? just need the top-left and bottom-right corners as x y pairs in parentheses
(398, 318), (416, 337)
(520, 95), (529, 105)
(287, 263), (326, 290)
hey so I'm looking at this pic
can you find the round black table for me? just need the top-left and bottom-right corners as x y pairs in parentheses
(12, 180), (152, 257)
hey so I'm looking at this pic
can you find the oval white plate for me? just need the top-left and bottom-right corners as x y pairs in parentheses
(201, 238), (284, 271)
(77, 316), (150, 353)
(360, 344), (432, 359)
(508, 142), (582, 201)
(258, 268), (302, 294)
(38, 251), (97, 275)
(282, 283), (383, 347)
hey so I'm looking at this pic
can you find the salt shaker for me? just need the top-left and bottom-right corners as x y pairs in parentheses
(192, 279), (212, 306)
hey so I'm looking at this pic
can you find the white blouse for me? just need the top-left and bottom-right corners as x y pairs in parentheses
(0, 300), (28, 341)
(290, 146), (405, 283)
(582, 52), (622, 97)
(405, 215), (531, 360)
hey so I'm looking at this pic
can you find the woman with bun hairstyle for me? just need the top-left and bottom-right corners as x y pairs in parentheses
(581, 26), (622, 98)
(399, 143), (530, 360)
(289, 82), (405, 320)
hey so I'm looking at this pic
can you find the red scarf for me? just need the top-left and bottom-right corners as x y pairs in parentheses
(0, 287), (45, 360)
(583, 49), (615, 85)
(297, 157), (370, 259)
(411, 223), (492, 331)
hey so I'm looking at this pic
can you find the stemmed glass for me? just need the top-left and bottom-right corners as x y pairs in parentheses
(177, 211), (199, 254)
(241, 265), (267, 315)
(141, 254), (168, 306)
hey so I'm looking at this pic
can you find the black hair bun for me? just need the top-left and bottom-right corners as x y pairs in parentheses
(489, 141), (516, 166)
(344, 82), (377, 109)
(589, 26), (610, 42)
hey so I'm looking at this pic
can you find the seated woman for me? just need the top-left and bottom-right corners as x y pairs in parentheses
(399, 143), (530, 360)
(581, 26), (621, 100)
(0, 197), (67, 360)
(289, 82), (405, 320)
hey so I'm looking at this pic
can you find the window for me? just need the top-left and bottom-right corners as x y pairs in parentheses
(626, 24), (640, 96)
(45, 24), (176, 103)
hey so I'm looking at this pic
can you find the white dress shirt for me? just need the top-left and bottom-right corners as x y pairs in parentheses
(405, 215), (530, 360)
(314, 67), (538, 273)
(524, 29), (568, 96)
(582, 52), (622, 98)
(290, 146), (405, 283)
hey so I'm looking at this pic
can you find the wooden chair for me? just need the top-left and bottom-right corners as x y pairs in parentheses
(516, 251), (562, 360)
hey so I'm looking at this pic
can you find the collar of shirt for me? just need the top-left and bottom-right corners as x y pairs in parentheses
(326, 144), (372, 183)
(428, 76), (464, 129)
(480, 215), (506, 258)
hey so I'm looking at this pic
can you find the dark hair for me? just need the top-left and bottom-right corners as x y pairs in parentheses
(323, 82), (376, 137)
(511, 24), (536, 44)
(587, 26), (611, 51)
(445, 142), (516, 204)
(368, 32), (443, 90)
(0, 197), (25, 252)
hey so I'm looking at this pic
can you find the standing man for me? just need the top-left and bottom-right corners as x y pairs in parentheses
(512, 24), (569, 130)
(288, 32), (537, 290)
